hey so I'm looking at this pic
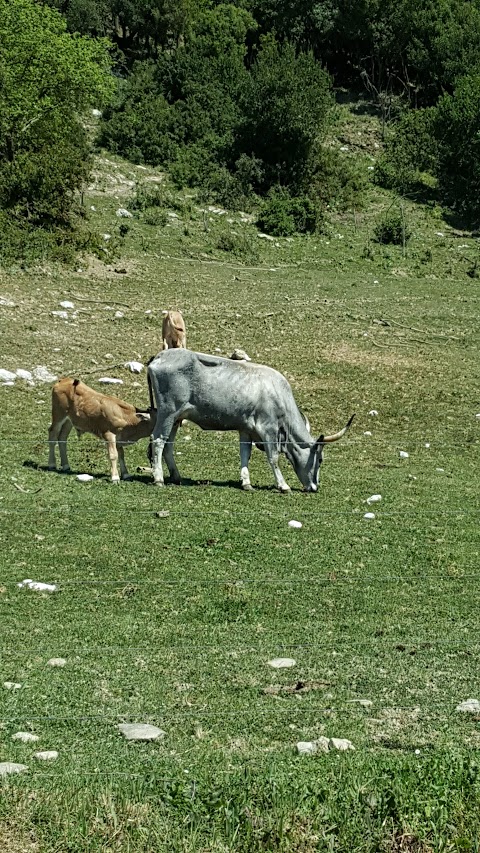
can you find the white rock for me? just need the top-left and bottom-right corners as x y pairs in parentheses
(17, 579), (57, 592)
(90, 205), (96, 211)
(103, 233), (111, 241)
(0, 368), (16, 382)
(116, 208), (133, 218)
(145, 310), (152, 315)
(364, 431), (372, 436)
(288, 520), (303, 529)
(12, 732), (39, 743)
(456, 699), (480, 714)
(366, 494), (381, 505)
(267, 658), (296, 669)
(47, 658), (66, 667)
(348, 698), (373, 707)
(425, 443), (430, 448)
(34, 751), (58, 761)
(476, 414), (480, 419)
(59, 301), (74, 309)
(3, 682), (21, 690)
(258, 233), (275, 241)
(92, 109), (102, 117)
(1, 380), (15, 386)
(16, 369), (33, 382)
(339, 146), (349, 152)
(76, 474), (94, 482)
(368, 409), (378, 416)
(415, 749), (421, 755)
(0, 296), (15, 307)
(33, 366), (57, 383)
(230, 348), (251, 361)
(399, 451), (409, 458)
(368, 166), (374, 171)
(296, 737), (330, 755)
(118, 723), (166, 741)
(373, 280), (379, 284)
(435, 231), (445, 237)
(329, 737), (355, 752)
(114, 311), (124, 319)
(124, 361), (144, 373)
(436, 468), (445, 473)
(364, 512), (375, 520)
(51, 310), (69, 319)
(97, 377), (123, 385)
(0, 762), (28, 776)
(167, 211), (179, 219)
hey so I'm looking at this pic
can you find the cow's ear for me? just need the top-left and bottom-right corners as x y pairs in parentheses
(315, 434), (324, 447)
(137, 412), (151, 422)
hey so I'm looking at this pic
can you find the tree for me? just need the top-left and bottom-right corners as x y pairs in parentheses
(436, 74), (480, 224)
(0, 0), (113, 224)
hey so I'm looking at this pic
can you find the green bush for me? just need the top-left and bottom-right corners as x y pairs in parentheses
(215, 229), (259, 262)
(374, 108), (438, 194)
(310, 146), (368, 211)
(373, 208), (411, 245)
(257, 191), (321, 237)
(143, 207), (168, 227)
(436, 74), (480, 223)
(129, 181), (165, 212)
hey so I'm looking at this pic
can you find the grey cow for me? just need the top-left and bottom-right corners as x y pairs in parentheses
(147, 349), (354, 492)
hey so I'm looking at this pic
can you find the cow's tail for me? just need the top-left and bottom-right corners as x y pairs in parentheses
(147, 366), (155, 413)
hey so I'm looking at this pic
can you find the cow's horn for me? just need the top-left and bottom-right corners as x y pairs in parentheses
(319, 413), (355, 443)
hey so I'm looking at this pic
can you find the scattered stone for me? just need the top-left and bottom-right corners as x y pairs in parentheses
(76, 474), (94, 482)
(399, 451), (409, 459)
(373, 280), (379, 284)
(368, 409), (379, 416)
(0, 368), (17, 382)
(124, 361), (144, 373)
(12, 732), (39, 743)
(435, 231), (445, 237)
(297, 738), (330, 755)
(330, 738), (355, 752)
(60, 301), (74, 309)
(258, 233), (275, 241)
(90, 205), (96, 211)
(51, 310), (69, 320)
(47, 658), (66, 667)
(0, 296), (15, 307)
(18, 579), (57, 592)
(436, 468), (445, 473)
(92, 109), (102, 117)
(288, 520), (303, 529)
(34, 751), (58, 761)
(366, 494), (381, 505)
(103, 233), (111, 240)
(98, 377), (123, 385)
(456, 699), (480, 714)
(0, 762), (28, 776)
(116, 208), (133, 218)
(3, 682), (21, 690)
(114, 311), (124, 319)
(348, 699), (373, 707)
(155, 510), (170, 518)
(230, 348), (251, 361)
(364, 431), (372, 436)
(425, 443), (430, 448)
(267, 658), (296, 669)
(1, 380), (15, 386)
(339, 145), (349, 152)
(476, 414), (480, 419)
(167, 211), (179, 219)
(118, 723), (166, 741)
(33, 366), (57, 383)
(364, 512), (375, 520)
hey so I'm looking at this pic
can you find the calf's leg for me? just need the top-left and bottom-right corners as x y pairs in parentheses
(48, 416), (70, 470)
(104, 431), (120, 483)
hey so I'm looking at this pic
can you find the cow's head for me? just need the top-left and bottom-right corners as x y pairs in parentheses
(291, 414), (355, 492)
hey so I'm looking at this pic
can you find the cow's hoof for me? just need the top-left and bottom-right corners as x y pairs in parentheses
(60, 467), (71, 474)
(153, 480), (165, 487)
(47, 465), (56, 472)
(121, 474), (133, 481)
(279, 486), (291, 494)
(242, 483), (254, 491)
(111, 477), (120, 484)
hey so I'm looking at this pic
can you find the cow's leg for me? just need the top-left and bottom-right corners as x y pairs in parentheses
(239, 432), (253, 491)
(48, 416), (69, 470)
(162, 422), (181, 485)
(264, 439), (291, 493)
(104, 431), (120, 483)
(151, 416), (178, 486)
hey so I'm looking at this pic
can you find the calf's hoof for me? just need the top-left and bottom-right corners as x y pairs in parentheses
(153, 480), (165, 487)
(111, 477), (120, 484)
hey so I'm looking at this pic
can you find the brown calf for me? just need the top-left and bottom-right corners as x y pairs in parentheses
(48, 378), (154, 483)
(162, 310), (186, 350)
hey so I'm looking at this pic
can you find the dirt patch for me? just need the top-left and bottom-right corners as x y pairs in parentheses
(76, 256), (139, 281)
(0, 824), (39, 853)
(321, 340), (418, 370)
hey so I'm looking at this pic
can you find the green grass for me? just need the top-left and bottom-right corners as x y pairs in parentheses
(0, 148), (480, 851)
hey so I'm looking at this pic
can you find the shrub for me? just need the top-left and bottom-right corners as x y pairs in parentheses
(374, 108), (439, 194)
(129, 181), (165, 212)
(215, 230), (259, 263)
(143, 207), (168, 227)
(257, 191), (321, 237)
(373, 208), (411, 245)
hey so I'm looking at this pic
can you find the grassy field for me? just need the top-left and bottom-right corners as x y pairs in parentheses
(0, 141), (480, 851)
